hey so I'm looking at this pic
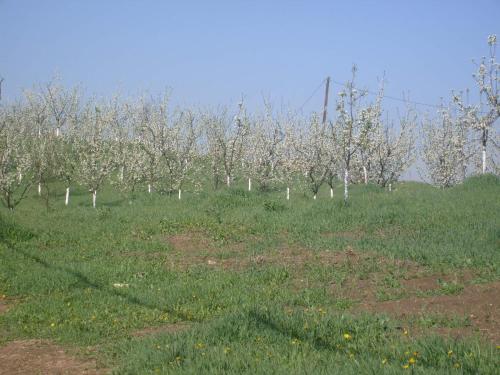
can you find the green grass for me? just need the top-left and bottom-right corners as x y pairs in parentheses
(0, 175), (499, 373)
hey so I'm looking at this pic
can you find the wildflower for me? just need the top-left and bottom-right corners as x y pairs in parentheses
(382, 358), (388, 365)
(413, 351), (419, 357)
(496, 345), (500, 350)
(50, 322), (56, 327)
(404, 351), (410, 356)
(403, 329), (409, 336)
(402, 364), (410, 369)
(454, 363), (461, 368)
(343, 333), (352, 340)
(448, 350), (453, 357)
(291, 338), (300, 345)
(409, 357), (416, 365)
(195, 342), (205, 349)
(223, 347), (231, 354)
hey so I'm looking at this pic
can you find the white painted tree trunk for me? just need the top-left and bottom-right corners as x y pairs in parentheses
(313, 194), (317, 200)
(226, 175), (231, 187)
(178, 189), (182, 200)
(148, 184), (151, 194)
(65, 187), (70, 206)
(389, 183), (392, 192)
(482, 146), (487, 174)
(286, 187), (290, 200)
(18, 172), (22, 183)
(344, 169), (349, 202)
(92, 190), (97, 208)
(363, 166), (368, 184)
(38, 183), (41, 196)
(119, 166), (124, 181)
(330, 188), (333, 198)
(248, 178), (252, 191)
(56, 127), (60, 137)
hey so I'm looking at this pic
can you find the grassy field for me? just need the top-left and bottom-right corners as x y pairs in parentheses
(0, 175), (499, 374)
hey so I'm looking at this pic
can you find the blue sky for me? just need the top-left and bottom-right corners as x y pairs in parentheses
(1, 0), (499, 115)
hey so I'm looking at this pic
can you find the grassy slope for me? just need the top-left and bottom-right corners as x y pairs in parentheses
(0, 175), (499, 374)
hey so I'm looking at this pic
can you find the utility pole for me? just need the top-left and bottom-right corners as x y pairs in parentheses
(322, 76), (330, 125)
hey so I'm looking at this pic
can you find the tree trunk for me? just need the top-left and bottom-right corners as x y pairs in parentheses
(286, 187), (290, 200)
(344, 169), (349, 203)
(92, 190), (97, 208)
(330, 187), (333, 198)
(178, 189), (182, 200)
(65, 187), (70, 206)
(482, 144), (487, 174)
(226, 175), (231, 187)
(248, 178), (252, 191)
(148, 184), (151, 194)
(38, 182), (42, 196)
(363, 165), (368, 184)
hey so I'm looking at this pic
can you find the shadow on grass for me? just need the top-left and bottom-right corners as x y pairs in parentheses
(9, 243), (194, 322)
(248, 309), (336, 352)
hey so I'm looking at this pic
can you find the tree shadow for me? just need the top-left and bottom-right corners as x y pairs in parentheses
(9, 244), (193, 322)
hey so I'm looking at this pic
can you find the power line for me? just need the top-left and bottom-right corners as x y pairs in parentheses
(298, 78), (327, 112)
(329, 78), (442, 109)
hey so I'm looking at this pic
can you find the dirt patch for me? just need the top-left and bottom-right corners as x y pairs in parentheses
(165, 232), (248, 270)
(0, 340), (106, 375)
(401, 271), (475, 293)
(168, 232), (214, 254)
(0, 301), (8, 314)
(359, 281), (500, 343)
(132, 322), (192, 337)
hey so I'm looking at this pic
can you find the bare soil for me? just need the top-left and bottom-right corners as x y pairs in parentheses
(0, 340), (106, 375)
(359, 281), (500, 343)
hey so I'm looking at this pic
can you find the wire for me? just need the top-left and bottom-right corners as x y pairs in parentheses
(329, 78), (442, 109)
(298, 78), (327, 112)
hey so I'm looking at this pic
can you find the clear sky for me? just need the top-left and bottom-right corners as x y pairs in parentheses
(1, 0), (499, 115)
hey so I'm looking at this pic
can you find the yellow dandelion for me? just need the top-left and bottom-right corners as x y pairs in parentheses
(403, 329), (409, 335)
(448, 350), (453, 357)
(343, 333), (352, 340)
(409, 357), (416, 365)
(404, 351), (410, 356)
(382, 358), (388, 365)
(413, 351), (419, 357)
(50, 322), (56, 327)
(223, 347), (231, 354)
(402, 364), (410, 369)
(454, 363), (461, 368)
(291, 338), (300, 345)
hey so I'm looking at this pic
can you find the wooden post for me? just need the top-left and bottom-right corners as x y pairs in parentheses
(322, 77), (330, 125)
